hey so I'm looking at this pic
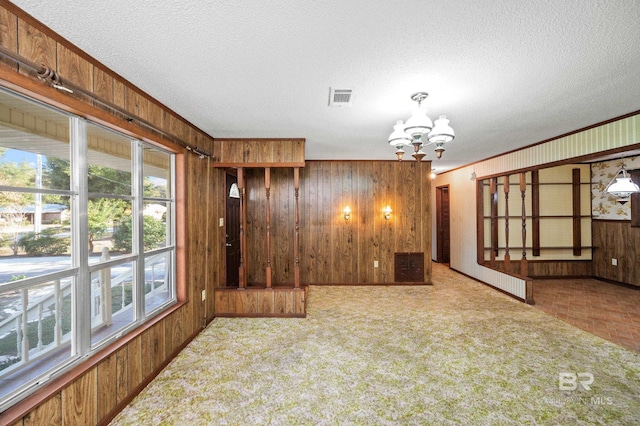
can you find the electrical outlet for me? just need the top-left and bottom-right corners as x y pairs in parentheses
(374, 260), (379, 268)
(219, 218), (224, 227)
(201, 289), (206, 300)
(611, 258), (618, 266)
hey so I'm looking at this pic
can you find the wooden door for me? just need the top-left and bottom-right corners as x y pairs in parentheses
(436, 185), (451, 264)
(225, 173), (240, 286)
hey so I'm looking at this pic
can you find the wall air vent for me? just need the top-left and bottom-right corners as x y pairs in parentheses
(329, 87), (354, 107)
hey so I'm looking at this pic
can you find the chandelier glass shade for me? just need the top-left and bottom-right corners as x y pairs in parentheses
(388, 92), (455, 161)
(605, 166), (640, 200)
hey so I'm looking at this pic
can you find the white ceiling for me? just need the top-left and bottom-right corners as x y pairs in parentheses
(10, 0), (640, 172)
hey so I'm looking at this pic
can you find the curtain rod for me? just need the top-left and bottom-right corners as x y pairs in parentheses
(0, 45), (212, 159)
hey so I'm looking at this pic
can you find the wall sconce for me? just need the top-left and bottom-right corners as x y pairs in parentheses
(343, 206), (351, 221)
(383, 205), (392, 220)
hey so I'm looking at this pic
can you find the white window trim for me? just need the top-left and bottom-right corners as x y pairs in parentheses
(0, 89), (177, 412)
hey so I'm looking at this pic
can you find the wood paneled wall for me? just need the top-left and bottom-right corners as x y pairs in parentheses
(214, 138), (305, 167)
(0, 2), (224, 424)
(592, 220), (640, 286)
(242, 161), (433, 284)
(215, 287), (306, 317)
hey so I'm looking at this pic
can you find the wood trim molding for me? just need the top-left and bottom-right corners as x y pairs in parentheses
(572, 168), (582, 255)
(531, 170), (540, 256)
(591, 218), (632, 223)
(215, 161), (306, 168)
(476, 179), (485, 265)
(490, 177), (498, 263)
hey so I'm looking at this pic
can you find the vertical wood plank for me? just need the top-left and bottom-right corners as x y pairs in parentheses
(124, 87), (141, 118)
(379, 161), (394, 282)
(572, 168), (582, 256)
(61, 370), (96, 426)
(245, 291), (259, 313)
(0, 8), (18, 70)
(294, 288), (306, 315)
(92, 67), (113, 103)
(318, 162), (332, 283)
(140, 328), (152, 379)
(96, 354), (117, 421)
(17, 20), (56, 75)
(422, 161), (433, 284)
(531, 170), (540, 256)
(274, 290), (284, 313)
(360, 162), (374, 283)
(149, 322), (165, 373)
(147, 100), (164, 130)
(57, 44), (93, 92)
(162, 311), (175, 360)
(301, 165), (317, 282)
(238, 168), (247, 287)
(127, 335), (143, 391)
(112, 78), (126, 110)
(214, 290), (229, 314)
(258, 291), (274, 313)
(115, 346), (129, 404)
(23, 394), (61, 426)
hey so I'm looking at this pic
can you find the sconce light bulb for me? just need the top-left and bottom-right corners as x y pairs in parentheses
(383, 205), (392, 220)
(344, 206), (351, 220)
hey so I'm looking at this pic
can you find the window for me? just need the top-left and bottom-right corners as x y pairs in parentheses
(0, 88), (177, 410)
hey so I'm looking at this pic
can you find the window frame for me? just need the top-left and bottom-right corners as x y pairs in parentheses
(0, 88), (178, 412)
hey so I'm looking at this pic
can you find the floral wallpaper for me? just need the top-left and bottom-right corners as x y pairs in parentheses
(591, 155), (640, 220)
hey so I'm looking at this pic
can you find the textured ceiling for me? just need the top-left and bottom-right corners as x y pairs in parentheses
(10, 0), (640, 172)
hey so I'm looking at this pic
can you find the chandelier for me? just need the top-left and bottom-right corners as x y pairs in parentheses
(388, 92), (455, 161)
(605, 163), (640, 203)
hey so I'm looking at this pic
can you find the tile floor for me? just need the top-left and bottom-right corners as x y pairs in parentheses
(533, 277), (640, 353)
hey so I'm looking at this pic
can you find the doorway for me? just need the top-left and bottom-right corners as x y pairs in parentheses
(225, 172), (240, 286)
(436, 185), (450, 264)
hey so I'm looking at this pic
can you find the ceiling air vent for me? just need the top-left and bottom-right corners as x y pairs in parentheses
(329, 87), (354, 107)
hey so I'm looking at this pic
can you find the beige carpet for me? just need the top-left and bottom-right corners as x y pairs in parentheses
(110, 264), (640, 425)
